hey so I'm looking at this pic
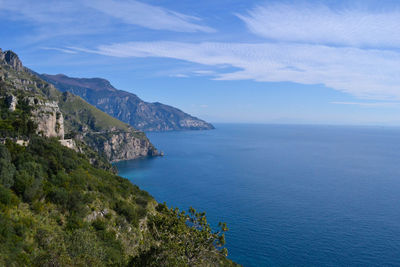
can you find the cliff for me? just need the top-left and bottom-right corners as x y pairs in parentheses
(41, 74), (214, 132)
(28, 97), (65, 139)
(0, 48), (236, 266)
(0, 49), (158, 162)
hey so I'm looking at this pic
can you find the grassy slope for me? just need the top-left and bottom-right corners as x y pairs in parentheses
(58, 92), (131, 132)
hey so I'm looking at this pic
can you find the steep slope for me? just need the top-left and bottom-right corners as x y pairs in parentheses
(0, 49), (158, 162)
(41, 74), (215, 131)
(0, 138), (236, 266)
(0, 48), (237, 266)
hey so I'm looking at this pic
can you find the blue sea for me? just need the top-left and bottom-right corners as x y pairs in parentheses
(115, 124), (400, 266)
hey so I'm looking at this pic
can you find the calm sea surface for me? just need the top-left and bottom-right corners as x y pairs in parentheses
(115, 124), (400, 266)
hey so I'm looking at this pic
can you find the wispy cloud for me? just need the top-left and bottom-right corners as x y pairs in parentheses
(237, 2), (400, 48)
(193, 70), (216, 76)
(169, 73), (189, 78)
(0, 0), (214, 38)
(331, 102), (400, 107)
(84, 0), (214, 33)
(68, 41), (400, 99)
(41, 47), (78, 54)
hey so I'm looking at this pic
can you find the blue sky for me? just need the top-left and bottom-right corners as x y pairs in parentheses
(2, 0), (400, 125)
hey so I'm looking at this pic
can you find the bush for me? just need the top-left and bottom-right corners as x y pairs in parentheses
(0, 145), (15, 188)
(0, 158), (15, 188)
(47, 187), (69, 206)
(114, 200), (138, 226)
(92, 219), (106, 231)
(0, 185), (18, 206)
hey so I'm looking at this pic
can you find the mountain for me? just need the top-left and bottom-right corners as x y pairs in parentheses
(40, 74), (215, 132)
(0, 48), (236, 266)
(0, 49), (158, 162)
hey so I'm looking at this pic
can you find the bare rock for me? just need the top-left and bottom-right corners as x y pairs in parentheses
(5, 94), (17, 111)
(28, 97), (65, 139)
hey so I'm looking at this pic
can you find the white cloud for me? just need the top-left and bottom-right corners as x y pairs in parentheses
(69, 41), (400, 99)
(0, 0), (78, 23)
(331, 102), (400, 107)
(193, 70), (216, 76)
(84, 0), (214, 33)
(0, 0), (214, 35)
(169, 73), (189, 78)
(41, 47), (78, 54)
(237, 2), (400, 48)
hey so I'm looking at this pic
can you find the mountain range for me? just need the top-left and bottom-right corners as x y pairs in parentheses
(40, 74), (214, 132)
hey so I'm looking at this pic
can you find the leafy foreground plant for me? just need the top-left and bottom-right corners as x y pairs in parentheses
(0, 136), (238, 266)
(131, 204), (231, 266)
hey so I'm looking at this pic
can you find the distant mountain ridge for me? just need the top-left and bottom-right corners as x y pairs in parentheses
(41, 74), (214, 132)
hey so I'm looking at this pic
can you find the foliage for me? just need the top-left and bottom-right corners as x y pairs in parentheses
(0, 52), (237, 266)
(130, 203), (233, 266)
(0, 136), (236, 266)
(0, 91), (37, 138)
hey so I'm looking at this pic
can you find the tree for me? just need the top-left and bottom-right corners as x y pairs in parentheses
(130, 203), (229, 266)
(0, 145), (15, 188)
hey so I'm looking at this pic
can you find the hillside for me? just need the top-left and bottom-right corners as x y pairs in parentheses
(0, 49), (237, 266)
(0, 135), (235, 266)
(0, 49), (159, 162)
(41, 74), (215, 132)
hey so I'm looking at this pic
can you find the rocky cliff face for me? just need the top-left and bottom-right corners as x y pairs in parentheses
(28, 97), (65, 139)
(0, 49), (24, 72)
(1, 49), (159, 162)
(82, 131), (158, 162)
(41, 74), (214, 132)
(58, 91), (159, 162)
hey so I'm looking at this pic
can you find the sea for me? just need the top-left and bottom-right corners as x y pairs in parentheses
(115, 124), (400, 266)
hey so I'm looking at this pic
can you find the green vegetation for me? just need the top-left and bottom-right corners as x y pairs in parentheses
(0, 84), (37, 139)
(0, 50), (237, 266)
(0, 136), (236, 266)
(58, 92), (131, 133)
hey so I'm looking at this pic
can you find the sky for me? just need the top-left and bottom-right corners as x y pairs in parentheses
(1, 0), (400, 125)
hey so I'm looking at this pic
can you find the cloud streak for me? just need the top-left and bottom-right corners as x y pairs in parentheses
(64, 2), (400, 100)
(69, 41), (400, 99)
(84, 0), (214, 33)
(331, 102), (400, 107)
(0, 0), (214, 35)
(238, 2), (400, 48)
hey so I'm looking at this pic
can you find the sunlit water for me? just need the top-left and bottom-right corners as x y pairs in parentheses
(115, 124), (400, 266)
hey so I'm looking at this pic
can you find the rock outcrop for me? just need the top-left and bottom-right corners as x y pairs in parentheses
(83, 131), (158, 162)
(59, 139), (79, 152)
(0, 49), (24, 72)
(5, 94), (17, 111)
(1, 49), (159, 162)
(28, 97), (65, 139)
(41, 74), (214, 132)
